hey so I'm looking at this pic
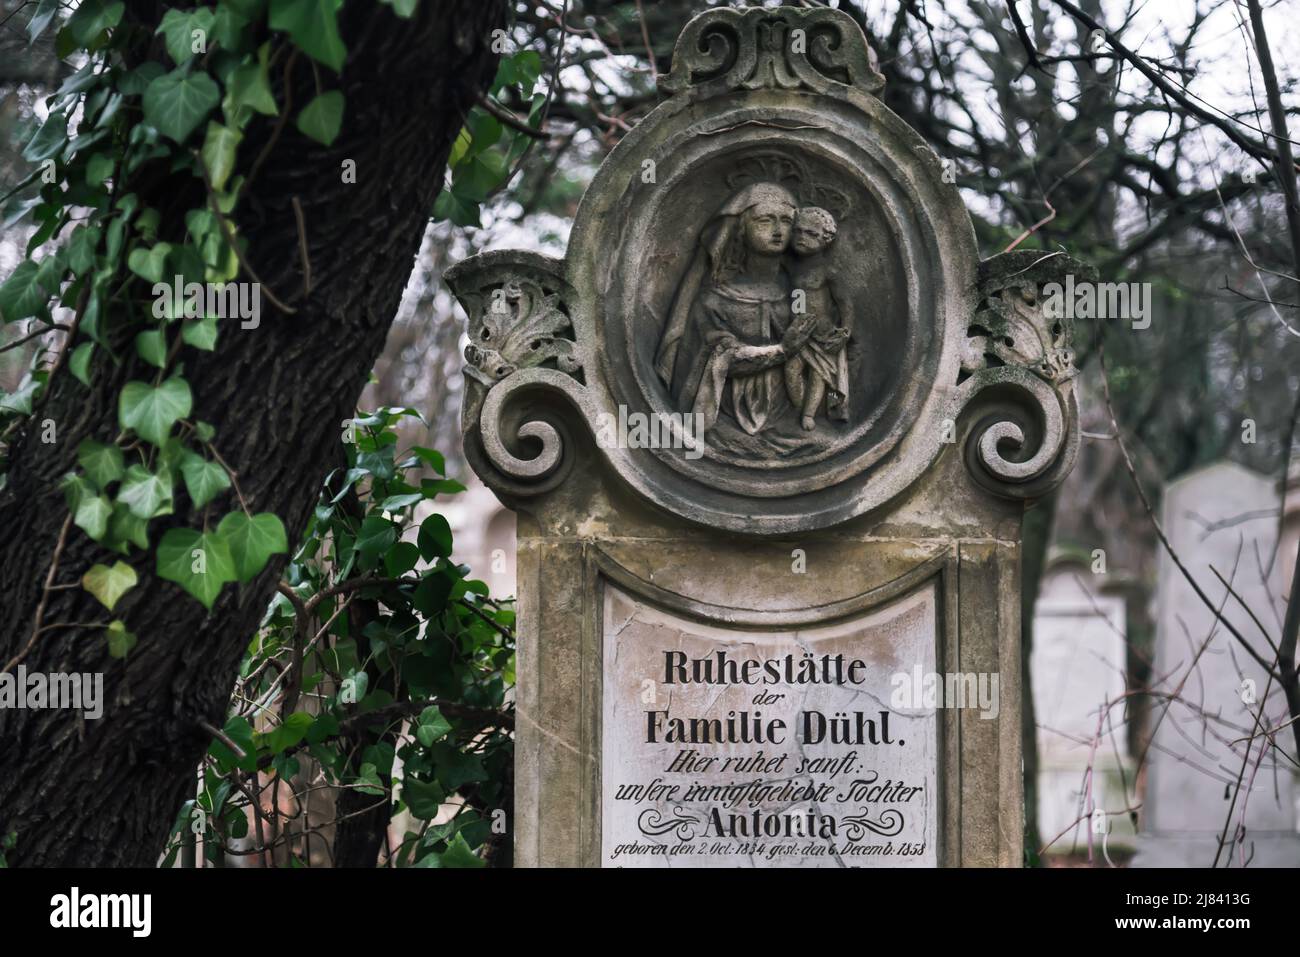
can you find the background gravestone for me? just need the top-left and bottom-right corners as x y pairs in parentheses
(1133, 462), (1300, 867)
(446, 5), (1084, 867)
(1031, 556), (1135, 855)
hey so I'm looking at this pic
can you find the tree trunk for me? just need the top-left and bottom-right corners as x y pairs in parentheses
(0, 0), (503, 867)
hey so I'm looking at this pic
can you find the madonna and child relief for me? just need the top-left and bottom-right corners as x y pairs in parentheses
(653, 177), (856, 458)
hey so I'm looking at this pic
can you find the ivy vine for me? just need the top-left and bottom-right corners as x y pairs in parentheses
(0, 0), (540, 651)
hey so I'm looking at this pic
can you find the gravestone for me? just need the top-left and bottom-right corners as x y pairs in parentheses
(446, 5), (1084, 867)
(1031, 556), (1134, 855)
(1132, 462), (1300, 867)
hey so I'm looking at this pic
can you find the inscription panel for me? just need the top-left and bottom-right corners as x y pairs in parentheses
(601, 581), (939, 867)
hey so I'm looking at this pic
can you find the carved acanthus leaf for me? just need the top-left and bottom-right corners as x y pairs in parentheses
(966, 285), (1076, 385)
(444, 252), (582, 388)
(962, 251), (1093, 386)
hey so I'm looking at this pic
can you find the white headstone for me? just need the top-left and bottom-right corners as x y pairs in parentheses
(1133, 462), (1300, 867)
(1032, 560), (1133, 855)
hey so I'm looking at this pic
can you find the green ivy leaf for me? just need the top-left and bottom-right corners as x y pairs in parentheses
(117, 463), (175, 520)
(61, 472), (94, 510)
(65, 0), (124, 47)
(85, 152), (114, 186)
(224, 50), (278, 119)
(156, 6), (216, 65)
(26, 0), (61, 44)
(453, 151), (508, 202)
(105, 620), (138, 659)
(156, 526), (237, 608)
(66, 225), (101, 275)
(269, 0), (347, 72)
(415, 706), (451, 748)
(410, 446), (446, 475)
(424, 832), (485, 868)
(380, 0), (419, 18)
(421, 478), (466, 497)
(22, 111), (68, 163)
(217, 511), (288, 583)
(179, 450), (231, 508)
(432, 189), (480, 228)
(223, 0), (268, 18)
(0, 260), (51, 323)
(339, 670), (368, 706)
(212, 4), (252, 52)
(262, 711), (313, 754)
(403, 776), (444, 820)
(208, 715), (256, 773)
(74, 491), (112, 541)
(356, 515), (397, 565)
(379, 492), (422, 511)
(353, 761), (385, 796)
(134, 329), (168, 367)
(118, 62), (166, 97)
(383, 540), (420, 577)
(200, 121), (242, 192)
(143, 68), (221, 143)
(0, 380), (39, 415)
(69, 342), (94, 385)
(126, 242), (172, 283)
(106, 502), (150, 553)
(182, 316), (218, 350)
(429, 742), (486, 791)
(412, 570), (453, 617)
(82, 561), (138, 612)
(76, 439), (124, 489)
(118, 378), (192, 445)
(417, 514), (452, 561)
(296, 91), (344, 145)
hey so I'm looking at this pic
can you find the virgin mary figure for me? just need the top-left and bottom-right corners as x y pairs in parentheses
(654, 182), (803, 436)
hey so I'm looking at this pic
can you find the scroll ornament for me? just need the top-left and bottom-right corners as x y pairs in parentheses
(953, 250), (1090, 500)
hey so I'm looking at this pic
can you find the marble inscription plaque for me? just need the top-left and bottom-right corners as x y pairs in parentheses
(602, 582), (939, 867)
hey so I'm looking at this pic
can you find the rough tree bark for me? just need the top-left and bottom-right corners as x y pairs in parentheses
(0, 0), (504, 867)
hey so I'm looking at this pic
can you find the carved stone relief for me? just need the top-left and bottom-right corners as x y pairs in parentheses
(445, 5), (1083, 531)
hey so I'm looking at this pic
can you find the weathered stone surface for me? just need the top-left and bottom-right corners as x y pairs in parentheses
(445, 4), (1084, 867)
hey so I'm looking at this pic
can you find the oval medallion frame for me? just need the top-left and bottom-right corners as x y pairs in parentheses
(563, 13), (979, 529)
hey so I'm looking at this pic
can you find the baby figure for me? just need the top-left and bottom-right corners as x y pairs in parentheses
(784, 206), (850, 431)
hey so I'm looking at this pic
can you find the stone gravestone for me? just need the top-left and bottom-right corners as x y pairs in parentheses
(1031, 556), (1134, 855)
(1133, 462), (1300, 867)
(446, 5), (1083, 867)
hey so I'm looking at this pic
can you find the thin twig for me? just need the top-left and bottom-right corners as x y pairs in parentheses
(477, 94), (546, 138)
(0, 322), (69, 354)
(199, 160), (298, 315)
(200, 719), (248, 762)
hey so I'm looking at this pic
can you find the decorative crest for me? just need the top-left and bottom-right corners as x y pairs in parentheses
(661, 5), (885, 97)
